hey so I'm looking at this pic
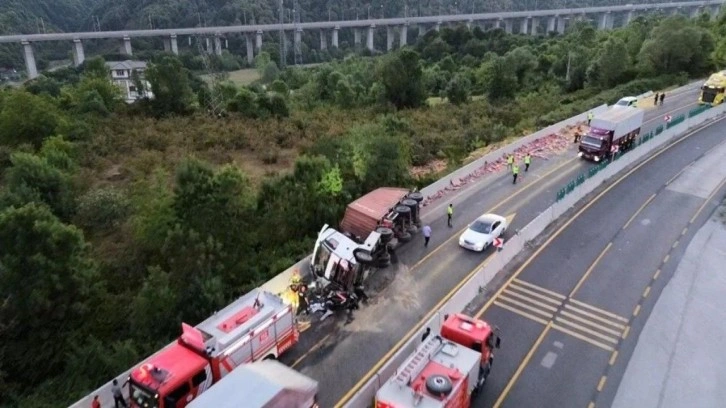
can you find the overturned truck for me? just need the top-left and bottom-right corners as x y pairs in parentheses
(310, 187), (423, 291)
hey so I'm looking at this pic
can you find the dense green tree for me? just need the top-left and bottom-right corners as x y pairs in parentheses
(445, 73), (471, 105)
(638, 17), (714, 76)
(478, 56), (518, 100)
(145, 56), (197, 115)
(227, 87), (259, 117)
(590, 37), (630, 87)
(0, 203), (98, 389)
(378, 49), (426, 109)
(0, 91), (60, 147)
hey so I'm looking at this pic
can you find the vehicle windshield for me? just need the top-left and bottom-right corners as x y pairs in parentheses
(581, 135), (603, 149)
(469, 220), (493, 234)
(701, 87), (723, 103)
(312, 240), (333, 278)
(615, 99), (630, 106)
(130, 381), (158, 408)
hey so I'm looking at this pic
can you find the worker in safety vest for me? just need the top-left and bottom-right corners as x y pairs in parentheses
(506, 154), (514, 170)
(587, 111), (594, 126)
(289, 270), (302, 313)
(447, 204), (454, 227)
(512, 163), (520, 184)
(524, 153), (531, 172)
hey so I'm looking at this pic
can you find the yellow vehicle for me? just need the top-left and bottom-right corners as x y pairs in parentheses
(699, 71), (726, 105)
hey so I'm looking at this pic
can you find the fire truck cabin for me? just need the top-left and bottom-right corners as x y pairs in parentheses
(440, 314), (496, 364)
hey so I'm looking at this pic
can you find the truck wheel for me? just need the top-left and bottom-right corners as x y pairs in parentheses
(398, 231), (412, 243)
(376, 227), (394, 244)
(407, 191), (424, 203)
(395, 205), (411, 215)
(426, 375), (453, 396)
(354, 250), (374, 265)
(376, 252), (391, 268)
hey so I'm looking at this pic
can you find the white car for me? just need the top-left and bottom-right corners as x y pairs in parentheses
(458, 213), (508, 252)
(614, 96), (638, 108)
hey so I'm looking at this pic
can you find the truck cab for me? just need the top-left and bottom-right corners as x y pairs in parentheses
(579, 106), (644, 162)
(440, 314), (501, 381)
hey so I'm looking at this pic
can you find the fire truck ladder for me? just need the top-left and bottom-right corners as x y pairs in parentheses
(394, 335), (443, 387)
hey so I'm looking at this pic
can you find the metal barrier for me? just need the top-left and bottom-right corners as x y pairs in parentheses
(341, 102), (726, 408)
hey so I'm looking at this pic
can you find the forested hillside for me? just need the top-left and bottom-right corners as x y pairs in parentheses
(0, 9), (724, 408)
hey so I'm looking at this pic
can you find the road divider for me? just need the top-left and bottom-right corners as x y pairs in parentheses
(338, 103), (726, 407)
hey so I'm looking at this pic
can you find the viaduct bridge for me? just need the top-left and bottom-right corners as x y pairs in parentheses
(0, 0), (722, 79)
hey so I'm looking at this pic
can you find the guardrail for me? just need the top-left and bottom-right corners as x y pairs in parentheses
(341, 102), (726, 407)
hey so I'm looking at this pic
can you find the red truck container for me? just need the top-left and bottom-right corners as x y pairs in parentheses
(375, 314), (501, 408)
(127, 289), (298, 408)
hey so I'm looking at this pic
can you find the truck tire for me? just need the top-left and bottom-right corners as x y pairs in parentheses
(354, 250), (374, 265)
(376, 252), (391, 268)
(376, 227), (394, 244)
(395, 205), (411, 215)
(407, 191), (424, 203)
(426, 375), (453, 396)
(398, 231), (412, 243)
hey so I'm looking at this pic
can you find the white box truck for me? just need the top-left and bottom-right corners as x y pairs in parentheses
(186, 360), (319, 408)
(579, 106), (645, 162)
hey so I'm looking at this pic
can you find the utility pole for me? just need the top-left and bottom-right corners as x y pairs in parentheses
(565, 52), (572, 82)
(293, 0), (302, 66)
(279, 0), (286, 69)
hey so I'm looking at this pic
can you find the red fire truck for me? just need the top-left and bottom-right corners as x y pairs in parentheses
(127, 288), (298, 408)
(375, 314), (501, 408)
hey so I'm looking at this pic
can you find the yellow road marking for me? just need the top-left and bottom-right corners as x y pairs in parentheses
(291, 333), (331, 368)
(633, 305), (641, 316)
(497, 294), (557, 318)
(554, 317), (620, 344)
(597, 376), (607, 392)
(513, 278), (567, 299)
(570, 242), (613, 297)
(588, 402), (596, 408)
(609, 350), (619, 366)
(663, 254), (670, 264)
(567, 299), (629, 323)
(681, 227), (688, 236)
(654, 269), (661, 280)
(506, 284), (562, 307)
(622, 193), (657, 230)
(562, 305), (626, 330)
(622, 326), (631, 339)
(493, 323), (553, 408)
(493, 301), (550, 325)
(551, 323), (614, 352)
(690, 178), (726, 223)
(643, 286), (651, 298)
(672, 240), (679, 249)
(558, 310), (623, 337)
(665, 167), (687, 185)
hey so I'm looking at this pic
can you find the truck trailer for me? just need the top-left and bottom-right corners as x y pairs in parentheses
(127, 289), (298, 408)
(186, 360), (319, 408)
(375, 314), (501, 408)
(578, 106), (644, 162)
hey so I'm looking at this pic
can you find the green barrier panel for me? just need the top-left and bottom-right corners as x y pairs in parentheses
(576, 174), (585, 186)
(566, 180), (576, 193)
(688, 104), (711, 117)
(655, 125), (664, 135)
(556, 188), (566, 201)
(666, 114), (685, 129)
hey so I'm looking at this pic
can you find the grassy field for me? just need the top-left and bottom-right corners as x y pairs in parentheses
(202, 68), (261, 86)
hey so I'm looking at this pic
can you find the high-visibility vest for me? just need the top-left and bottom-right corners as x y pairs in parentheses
(447, 206), (453, 215)
(513, 165), (519, 174)
(524, 155), (531, 164)
(588, 112), (593, 120)
(507, 155), (513, 164)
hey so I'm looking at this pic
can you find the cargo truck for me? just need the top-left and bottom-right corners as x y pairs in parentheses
(186, 360), (319, 408)
(699, 70), (726, 106)
(310, 188), (423, 292)
(375, 314), (501, 408)
(578, 106), (644, 162)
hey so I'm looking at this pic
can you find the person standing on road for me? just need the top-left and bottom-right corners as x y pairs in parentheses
(512, 163), (520, 184)
(91, 396), (101, 408)
(587, 111), (594, 125)
(660, 93), (665, 106)
(112, 379), (128, 408)
(422, 224), (432, 247)
(506, 154), (514, 170)
(654, 92), (659, 106)
(524, 153), (531, 172)
(447, 204), (454, 227)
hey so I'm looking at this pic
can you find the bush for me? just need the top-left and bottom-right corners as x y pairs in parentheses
(76, 187), (130, 231)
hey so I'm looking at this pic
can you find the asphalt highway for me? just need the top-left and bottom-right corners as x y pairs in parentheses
(470, 106), (726, 408)
(277, 84), (703, 408)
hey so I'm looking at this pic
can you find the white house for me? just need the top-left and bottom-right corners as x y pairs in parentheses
(105, 60), (154, 103)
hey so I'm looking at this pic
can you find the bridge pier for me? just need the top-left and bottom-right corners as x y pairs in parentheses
(246, 34), (254, 64)
(690, 6), (702, 18)
(435, 21), (441, 31)
(598, 12), (612, 30)
(530, 17), (539, 35)
(320, 29), (327, 50)
(466, 20), (473, 29)
(400, 24), (408, 48)
(366, 25), (375, 51)
(120, 36), (132, 55)
(495, 18), (502, 30)
(711, 4), (721, 17)
(520, 17), (529, 35)
(22, 41), (38, 79)
(170, 34), (178, 54)
(504, 19), (513, 34)
(72, 39), (85, 66)
(256, 30), (263, 51)
(294, 28), (302, 54)
(624, 10), (635, 25)
(163, 38), (171, 52)
(332, 27), (339, 48)
(354, 28), (361, 47)
(214, 36), (222, 55)
(547, 16), (556, 33)
(386, 26), (394, 51)
(556, 16), (566, 34)
(205, 37), (212, 54)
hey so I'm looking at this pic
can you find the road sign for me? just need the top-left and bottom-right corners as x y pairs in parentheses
(665, 114), (672, 122)
(611, 144), (619, 153)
